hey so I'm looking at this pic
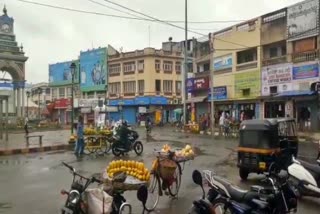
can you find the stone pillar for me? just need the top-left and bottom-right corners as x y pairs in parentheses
(13, 89), (16, 116)
(17, 88), (21, 117)
(21, 88), (25, 117)
(0, 99), (3, 140)
(5, 98), (8, 141)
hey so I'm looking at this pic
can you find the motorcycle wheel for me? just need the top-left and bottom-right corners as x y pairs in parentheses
(133, 141), (143, 156)
(112, 143), (122, 157)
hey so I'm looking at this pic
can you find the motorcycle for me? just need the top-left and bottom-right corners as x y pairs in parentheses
(288, 155), (320, 198)
(61, 162), (135, 214)
(111, 128), (144, 156)
(191, 169), (298, 214)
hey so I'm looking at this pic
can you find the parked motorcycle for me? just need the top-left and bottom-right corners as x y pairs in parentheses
(191, 169), (298, 214)
(111, 129), (144, 156)
(61, 161), (135, 214)
(288, 155), (320, 198)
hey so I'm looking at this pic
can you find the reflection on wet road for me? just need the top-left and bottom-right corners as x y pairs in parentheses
(0, 128), (319, 213)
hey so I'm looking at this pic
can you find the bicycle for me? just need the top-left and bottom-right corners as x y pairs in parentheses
(84, 134), (112, 155)
(144, 150), (184, 212)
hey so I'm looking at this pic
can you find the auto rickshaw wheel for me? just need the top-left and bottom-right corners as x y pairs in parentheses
(239, 168), (249, 180)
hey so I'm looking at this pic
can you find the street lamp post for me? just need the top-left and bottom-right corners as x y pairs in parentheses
(70, 62), (76, 136)
(37, 87), (42, 120)
(26, 91), (30, 118)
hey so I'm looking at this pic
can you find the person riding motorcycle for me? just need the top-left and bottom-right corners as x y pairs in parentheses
(116, 120), (131, 150)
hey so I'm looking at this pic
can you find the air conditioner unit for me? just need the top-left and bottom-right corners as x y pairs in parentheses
(174, 99), (179, 104)
(169, 100), (174, 105)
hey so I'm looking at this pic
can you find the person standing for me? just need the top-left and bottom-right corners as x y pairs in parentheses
(75, 115), (84, 156)
(24, 117), (29, 135)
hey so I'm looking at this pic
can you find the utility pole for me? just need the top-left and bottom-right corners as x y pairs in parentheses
(210, 34), (215, 136)
(182, 0), (188, 126)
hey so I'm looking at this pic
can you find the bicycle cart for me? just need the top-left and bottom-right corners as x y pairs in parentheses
(145, 144), (195, 212)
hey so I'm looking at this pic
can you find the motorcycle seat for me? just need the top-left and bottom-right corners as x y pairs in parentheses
(299, 159), (320, 175)
(214, 176), (260, 203)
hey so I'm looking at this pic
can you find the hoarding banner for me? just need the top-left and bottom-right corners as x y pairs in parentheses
(208, 86), (227, 100)
(261, 64), (293, 96)
(49, 60), (79, 86)
(213, 54), (232, 70)
(235, 70), (260, 98)
(186, 77), (209, 92)
(292, 63), (319, 80)
(186, 78), (194, 92)
(287, 0), (319, 41)
(80, 48), (107, 92)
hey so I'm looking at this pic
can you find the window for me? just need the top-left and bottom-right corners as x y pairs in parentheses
(138, 80), (144, 94)
(87, 92), (95, 99)
(123, 62), (135, 74)
(59, 88), (65, 98)
(242, 88), (250, 96)
(82, 92), (86, 98)
(163, 80), (173, 93)
(155, 80), (161, 93)
(52, 88), (57, 99)
(67, 87), (72, 98)
(281, 46), (286, 56)
(155, 60), (161, 71)
(175, 81), (182, 94)
(96, 91), (106, 98)
(123, 81), (136, 94)
(45, 88), (51, 95)
(138, 60), (144, 72)
(270, 86), (278, 94)
(109, 64), (121, 75)
(109, 82), (121, 95)
(203, 63), (210, 72)
(175, 62), (181, 73)
(270, 47), (278, 58)
(237, 48), (257, 64)
(163, 61), (173, 72)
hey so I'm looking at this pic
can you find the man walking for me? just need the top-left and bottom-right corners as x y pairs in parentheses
(75, 115), (84, 156)
(24, 117), (29, 135)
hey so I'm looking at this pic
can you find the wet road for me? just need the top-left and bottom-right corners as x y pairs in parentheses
(0, 128), (319, 214)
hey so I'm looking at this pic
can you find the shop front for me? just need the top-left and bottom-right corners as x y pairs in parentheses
(53, 98), (72, 124)
(79, 99), (99, 125)
(234, 70), (261, 121)
(261, 63), (292, 118)
(186, 76), (210, 122)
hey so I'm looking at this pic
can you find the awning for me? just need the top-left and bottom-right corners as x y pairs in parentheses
(186, 96), (207, 103)
(275, 90), (316, 97)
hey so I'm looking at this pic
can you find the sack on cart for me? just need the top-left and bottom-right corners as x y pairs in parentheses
(84, 188), (113, 214)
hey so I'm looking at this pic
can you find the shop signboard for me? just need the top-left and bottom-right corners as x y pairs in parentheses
(106, 106), (118, 112)
(213, 54), (232, 70)
(208, 86), (227, 100)
(79, 99), (99, 108)
(186, 78), (194, 92)
(138, 106), (147, 113)
(49, 60), (79, 86)
(234, 70), (260, 98)
(186, 77), (209, 92)
(292, 62), (319, 90)
(261, 63), (293, 96)
(80, 47), (107, 92)
(54, 98), (71, 109)
(287, 0), (319, 41)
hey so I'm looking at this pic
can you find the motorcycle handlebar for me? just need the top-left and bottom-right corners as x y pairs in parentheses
(62, 162), (75, 173)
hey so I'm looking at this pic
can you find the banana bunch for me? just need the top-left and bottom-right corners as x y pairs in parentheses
(84, 128), (97, 135)
(161, 144), (171, 153)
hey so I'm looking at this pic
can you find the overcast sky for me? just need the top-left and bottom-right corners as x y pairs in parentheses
(2, 0), (302, 84)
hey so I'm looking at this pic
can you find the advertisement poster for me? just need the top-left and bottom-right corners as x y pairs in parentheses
(235, 70), (260, 98)
(80, 47), (107, 92)
(186, 77), (209, 92)
(208, 86), (227, 100)
(292, 63), (319, 80)
(49, 60), (79, 86)
(287, 0), (319, 41)
(261, 63), (292, 96)
(213, 54), (232, 70)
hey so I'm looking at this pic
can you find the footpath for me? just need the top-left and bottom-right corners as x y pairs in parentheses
(0, 130), (73, 156)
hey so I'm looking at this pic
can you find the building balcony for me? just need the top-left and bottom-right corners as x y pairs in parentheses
(236, 61), (258, 71)
(292, 50), (319, 63)
(262, 55), (287, 66)
(194, 70), (210, 78)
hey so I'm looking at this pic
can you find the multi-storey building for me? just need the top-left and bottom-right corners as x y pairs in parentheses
(107, 46), (183, 125)
(190, 0), (320, 131)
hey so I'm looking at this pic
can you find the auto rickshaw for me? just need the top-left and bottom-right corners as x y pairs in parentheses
(237, 118), (298, 180)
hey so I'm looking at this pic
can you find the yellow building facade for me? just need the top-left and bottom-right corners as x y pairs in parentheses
(107, 47), (183, 124)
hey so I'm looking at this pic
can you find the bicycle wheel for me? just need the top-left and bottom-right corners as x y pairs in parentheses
(168, 162), (182, 197)
(84, 137), (97, 154)
(145, 172), (160, 211)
